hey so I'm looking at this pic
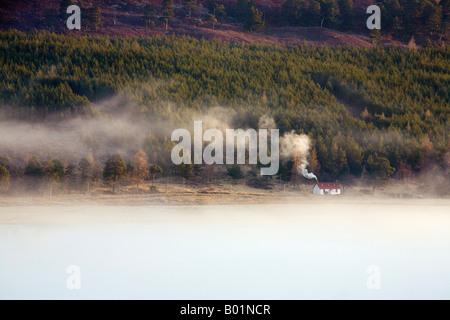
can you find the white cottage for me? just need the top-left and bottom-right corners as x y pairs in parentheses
(313, 182), (342, 195)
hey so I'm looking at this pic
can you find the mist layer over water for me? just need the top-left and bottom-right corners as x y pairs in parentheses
(0, 201), (449, 299)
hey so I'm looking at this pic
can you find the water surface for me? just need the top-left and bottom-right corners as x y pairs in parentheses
(0, 200), (449, 299)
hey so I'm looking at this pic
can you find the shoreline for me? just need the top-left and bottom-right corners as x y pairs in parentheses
(0, 181), (448, 207)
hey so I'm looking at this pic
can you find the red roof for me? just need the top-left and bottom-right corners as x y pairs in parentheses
(316, 182), (341, 189)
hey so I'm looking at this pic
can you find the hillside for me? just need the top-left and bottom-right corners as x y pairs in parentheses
(0, 1), (448, 196)
(0, 0), (447, 46)
(0, 30), (448, 196)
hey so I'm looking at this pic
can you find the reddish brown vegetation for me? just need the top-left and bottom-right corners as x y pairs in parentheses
(0, 0), (406, 47)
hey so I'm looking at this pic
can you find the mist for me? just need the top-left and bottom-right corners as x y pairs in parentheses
(1, 200), (449, 299)
(0, 95), (195, 164)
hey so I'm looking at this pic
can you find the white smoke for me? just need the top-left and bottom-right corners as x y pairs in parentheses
(280, 130), (317, 181)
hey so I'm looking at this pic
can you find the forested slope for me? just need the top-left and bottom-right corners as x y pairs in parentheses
(0, 30), (448, 190)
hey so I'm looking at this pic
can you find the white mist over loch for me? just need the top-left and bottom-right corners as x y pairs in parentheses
(1, 199), (449, 299)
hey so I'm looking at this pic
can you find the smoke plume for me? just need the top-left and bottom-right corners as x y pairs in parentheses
(280, 130), (317, 181)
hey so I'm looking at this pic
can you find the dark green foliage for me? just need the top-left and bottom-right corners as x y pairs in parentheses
(45, 8), (59, 29)
(338, 0), (353, 30)
(177, 163), (193, 181)
(162, 0), (174, 31)
(79, 157), (93, 193)
(236, 0), (264, 31)
(85, 6), (102, 31)
(421, 1), (442, 34)
(205, 14), (218, 30)
(193, 164), (202, 177)
(149, 163), (163, 185)
(364, 153), (396, 192)
(440, 0), (450, 40)
(59, 0), (74, 19)
(306, 0), (322, 26)
(236, 0), (251, 21)
(143, 4), (156, 28)
(370, 28), (382, 45)
(162, 0), (175, 18)
(215, 4), (227, 22)
(0, 31), (448, 182)
(281, 0), (306, 26)
(25, 156), (45, 178)
(244, 6), (264, 31)
(0, 165), (10, 193)
(377, 0), (444, 39)
(44, 158), (65, 196)
(274, 0), (445, 39)
(184, 0), (197, 18)
(103, 153), (126, 192)
(65, 163), (78, 192)
(319, 0), (337, 28)
(46, 159), (65, 182)
(206, 0), (226, 21)
(227, 164), (244, 181)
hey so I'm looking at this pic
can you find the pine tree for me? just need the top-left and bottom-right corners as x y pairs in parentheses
(319, 0), (337, 28)
(281, 0), (306, 26)
(25, 156), (45, 192)
(227, 164), (244, 182)
(0, 165), (10, 194)
(215, 4), (227, 22)
(79, 157), (92, 194)
(103, 154), (127, 193)
(338, 0), (353, 30)
(45, 159), (65, 197)
(401, 0), (422, 37)
(25, 156), (44, 179)
(162, 0), (175, 32)
(421, 1), (442, 35)
(86, 7), (102, 31)
(143, 3), (156, 28)
(65, 163), (78, 194)
(177, 163), (193, 183)
(370, 29), (382, 46)
(237, 0), (251, 22)
(205, 14), (218, 30)
(307, 0), (321, 26)
(365, 154), (395, 193)
(441, 0), (450, 40)
(244, 5), (265, 31)
(44, 8), (59, 29)
(184, 0), (197, 18)
(149, 164), (163, 186)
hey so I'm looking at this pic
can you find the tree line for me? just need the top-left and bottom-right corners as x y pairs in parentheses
(41, 0), (449, 42)
(0, 151), (166, 196)
(279, 0), (448, 39)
